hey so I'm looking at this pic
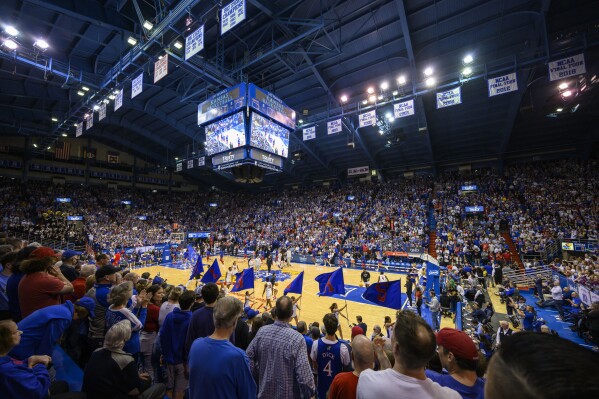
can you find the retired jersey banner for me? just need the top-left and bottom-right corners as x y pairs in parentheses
(76, 123), (83, 137)
(185, 25), (204, 60)
(358, 110), (376, 127)
(221, 0), (245, 35)
(436, 87), (461, 108)
(198, 157), (205, 167)
(176, 162), (183, 172)
(132, 73), (143, 98)
(548, 53), (585, 81)
(488, 73), (518, 97)
(394, 99), (415, 118)
(187, 160), (194, 169)
(348, 166), (369, 176)
(98, 103), (107, 121)
(114, 89), (123, 111)
(303, 126), (316, 141)
(327, 119), (342, 135)
(86, 114), (93, 130)
(154, 54), (169, 83)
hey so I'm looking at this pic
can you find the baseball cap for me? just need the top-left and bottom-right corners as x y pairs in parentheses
(436, 328), (479, 361)
(152, 276), (164, 285)
(95, 265), (118, 281)
(62, 250), (81, 259)
(29, 246), (61, 259)
(351, 326), (365, 339)
(75, 297), (96, 318)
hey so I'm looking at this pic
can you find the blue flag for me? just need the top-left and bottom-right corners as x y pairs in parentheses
(315, 268), (345, 296)
(284, 271), (304, 296)
(231, 268), (255, 292)
(201, 259), (221, 284)
(189, 254), (204, 280)
(363, 280), (403, 309)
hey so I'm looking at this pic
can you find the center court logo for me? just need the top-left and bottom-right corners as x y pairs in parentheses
(255, 270), (292, 282)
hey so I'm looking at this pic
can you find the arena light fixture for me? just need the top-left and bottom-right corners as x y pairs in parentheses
(368, 95), (376, 103)
(93, 105), (100, 111)
(174, 41), (183, 49)
(82, 86), (90, 92)
(47, 146), (51, 150)
(385, 112), (392, 119)
(175, 157), (179, 161)
(51, 117), (58, 122)
(73, 123), (78, 127)
(33, 143), (38, 148)
(127, 36), (137, 46)
(556, 108), (563, 112)
(423, 67), (434, 77)
(3, 39), (18, 50)
(463, 54), (474, 64)
(143, 20), (154, 30)
(379, 129), (384, 134)
(397, 75), (407, 85)
(562, 90), (572, 97)
(380, 81), (389, 91)
(377, 95), (383, 100)
(362, 100), (368, 105)
(4, 26), (19, 37)
(392, 90), (398, 96)
(108, 94), (116, 100)
(425, 77), (436, 87)
(558, 82), (568, 90)
(62, 133), (68, 137)
(462, 67), (473, 77)
(340, 95), (348, 103)
(367, 87), (374, 94)
(33, 39), (49, 50)
(77, 91), (85, 96)
(298, 119), (303, 124)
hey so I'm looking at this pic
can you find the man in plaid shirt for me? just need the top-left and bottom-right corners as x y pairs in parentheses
(247, 296), (316, 398)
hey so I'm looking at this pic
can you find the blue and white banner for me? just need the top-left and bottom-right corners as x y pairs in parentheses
(578, 285), (591, 307)
(198, 157), (205, 167)
(348, 166), (369, 176)
(548, 53), (585, 81)
(154, 54), (169, 83)
(393, 99), (415, 118)
(132, 73), (143, 98)
(114, 89), (123, 111)
(303, 126), (316, 141)
(98, 103), (106, 121)
(221, 0), (245, 35)
(436, 87), (461, 108)
(86, 114), (93, 130)
(187, 160), (194, 169)
(327, 119), (342, 134)
(176, 162), (183, 172)
(76, 123), (83, 137)
(185, 25), (204, 60)
(358, 110), (376, 127)
(488, 73), (518, 97)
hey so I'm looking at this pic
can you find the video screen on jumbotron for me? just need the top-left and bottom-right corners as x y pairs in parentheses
(250, 112), (289, 158)
(205, 112), (246, 156)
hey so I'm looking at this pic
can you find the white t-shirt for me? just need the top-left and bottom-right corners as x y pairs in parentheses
(158, 302), (180, 327)
(309, 337), (351, 366)
(551, 286), (563, 300)
(357, 368), (462, 399)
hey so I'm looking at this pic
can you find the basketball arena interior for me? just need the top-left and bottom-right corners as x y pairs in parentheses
(0, 1), (598, 398)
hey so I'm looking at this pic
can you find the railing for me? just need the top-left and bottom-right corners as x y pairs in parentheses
(503, 265), (553, 288)
(5, 229), (84, 251)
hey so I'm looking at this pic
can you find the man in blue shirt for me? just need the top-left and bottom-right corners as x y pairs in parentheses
(426, 328), (485, 399)
(188, 296), (256, 399)
(185, 283), (220, 357)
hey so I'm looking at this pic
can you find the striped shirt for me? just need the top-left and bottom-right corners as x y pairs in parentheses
(247, 320), (316, 399)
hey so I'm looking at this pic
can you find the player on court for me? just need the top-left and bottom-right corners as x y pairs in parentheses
(329, 303), (349, 340)
(244, 291), (254, 308)
(360, 266), (371, 287)
(262, 280), (273, 311)
(323, 250), (330, 267)
(225, 266), (234, 290)
(378, 271), (388, 283)
(231, 261), (239, 276)
(286, 248), (292, 267)
(290, 295), (302, 325)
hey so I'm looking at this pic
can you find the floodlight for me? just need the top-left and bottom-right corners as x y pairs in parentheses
(33, 39), (49, 50)
(174, 41), (183, 49)
(367, 87), (374, 94)
(462, 67), (473, 77)
(558, 82), (568, 90)
(4, 26), (19, 37)
(143, 20), (153, 30)
(362, 100), (368, 105)
(108, 95), (116, 100)
(368, 95), (376, 103)
(82, 86), (90, 91)
(556, 108), (563, 112)
(77, 91), (85, 96)
(562, 90), (572, 97)
(463, 54), (473, 64)
(425, 77), (436, 87)
(397, 75), (407, 85)
(93, 105), (100, 111)
(62, 133), (68, 137)
(380, 81), (389, 91)
(3, 39), (17, 50)
(423, 67), (433, 76)
(127, 36), (137, 45)
(340, 95), (348, 103)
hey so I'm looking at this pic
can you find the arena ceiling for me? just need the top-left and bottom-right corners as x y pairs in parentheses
(0, 0), (598, 189)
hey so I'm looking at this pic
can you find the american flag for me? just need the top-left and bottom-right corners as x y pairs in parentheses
(54, 141), (71, 160)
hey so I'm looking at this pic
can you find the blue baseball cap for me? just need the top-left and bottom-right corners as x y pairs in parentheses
(62, 249), (81, 259)
(75, 297), (96, 318)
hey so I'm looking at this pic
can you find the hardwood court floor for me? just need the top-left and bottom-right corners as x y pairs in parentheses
(135, 256), (453, 339)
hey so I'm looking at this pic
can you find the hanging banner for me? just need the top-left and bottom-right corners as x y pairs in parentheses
(197, 157), (205, 167)
(187, 160), (194, 169)
(132, 73), (143, 98)
(221, 0), (246, 35)
(154, 54), (169, 83)
(185, 25), (204, 60)
(358, 110), (376, 127)
(327, 119), (342, 134)
(114, 89), (123, 111)
(548, 53), (585, 81)
(578, 285), (591, 307)
(76, 123), (83, 137)
(98, 103), (107, 121)
(176, 162), (183, 172)
(303, 126), (316, 141)
(436, 87), (462, 108)
(488, 73), (518, 97)
(86, 114), (93, 130)
(348, 166), (369, 176)
(394, 99), (415, 118)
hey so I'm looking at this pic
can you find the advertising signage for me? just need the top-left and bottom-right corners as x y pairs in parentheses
(198, 83), (246, 126)
(248, 83), (296, 129)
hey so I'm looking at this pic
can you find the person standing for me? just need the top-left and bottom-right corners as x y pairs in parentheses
(360, 267), (371, 288)
(184, 283), (220, 357)
(415, 287), (423, 316)
(246, 296), (316, 399)
(139, 284), (164, 381)
(405, 277), (413, 307)
(328, 335), (374, 399)
(495, 320), (513, 348)
(550, 281), (565, 320)
(426, 291), (441, 331)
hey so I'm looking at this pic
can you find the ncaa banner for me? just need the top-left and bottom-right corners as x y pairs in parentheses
(358, 110), (376, 127)
(154, 54), (169, 83)
(114, 89), (123, 111)
(394, 99), (415, 118)
(187, 160), (194, 170)
(198, 157), (205, 167)
(303, 126), (316, 141)
(76, 123), (83, 137)
(348, 166), (369, 177)
(132, 73), (143, 98)
(98, 103), (107, 121)
(488, 73), (518, 97)
(185, 25), (204, 60)
(436, 87), (461, 109)
(176, 162), (183, 172)
(221, 0), (246, 35)
(86, 114), (93, 130)
(327, 119), (342, 135)
(548, 53), (585, 81)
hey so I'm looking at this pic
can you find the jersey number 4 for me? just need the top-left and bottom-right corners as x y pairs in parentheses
(322, 360), (333, 377)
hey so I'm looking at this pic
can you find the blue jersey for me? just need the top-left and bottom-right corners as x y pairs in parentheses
(316, 339), (342, 399)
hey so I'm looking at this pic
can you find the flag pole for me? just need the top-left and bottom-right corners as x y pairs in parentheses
(344, 299), (351, 328)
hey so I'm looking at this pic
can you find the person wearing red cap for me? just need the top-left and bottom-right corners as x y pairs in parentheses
(426, 328), (485, 399)
(18, 247), (74, 318)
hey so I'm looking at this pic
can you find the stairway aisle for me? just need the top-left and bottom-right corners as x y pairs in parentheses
(501, 231), (524, 271)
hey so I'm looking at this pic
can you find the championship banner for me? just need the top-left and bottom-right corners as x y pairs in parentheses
(393, 99), (415, 118)
(436, 87), (461, 108)
(197, 157), (205, 167)
(358, 110), (376, 127)
(187, 159), (194, 169)
(86, 114), (93, 130)
(488, 73), (518, 97)
(98, 103), (106, 121)
(176, 162), (183, 172)
(548, 53), (585, 82)
(76, 123), (83, 137)
(221, 0), (245, 35)
(132, 73), (143, 98)
(303, 126), (316, 141)
(327, 119), (342, 134)
(185, 25), (204, 60)
(114, 89), (123, 111)
(107, 151), (119, 164)
(154, 54), (169, 83)
(348, 166), (369, 176)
